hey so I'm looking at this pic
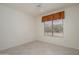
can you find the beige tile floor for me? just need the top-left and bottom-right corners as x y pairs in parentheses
(0, 40), (79, 55)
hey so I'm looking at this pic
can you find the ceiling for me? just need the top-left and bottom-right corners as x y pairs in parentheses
(1, 3), (78, 16)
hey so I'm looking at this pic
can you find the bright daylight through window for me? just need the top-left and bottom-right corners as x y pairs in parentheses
(44, 19), (63, 37)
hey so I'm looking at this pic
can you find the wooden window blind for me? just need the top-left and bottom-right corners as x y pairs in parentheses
(42, 11), (64, 22)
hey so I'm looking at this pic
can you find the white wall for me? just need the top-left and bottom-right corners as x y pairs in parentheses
(37, 5), (79, 49)
(0, 5), (36, 50)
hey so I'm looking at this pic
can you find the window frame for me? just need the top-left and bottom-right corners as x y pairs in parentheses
(44, 19), (64, 38)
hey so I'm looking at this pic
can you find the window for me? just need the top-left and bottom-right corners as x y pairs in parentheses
(44, 21), (53, 36)
(53, 20), (63, 37)
(42, 11), (64, 37)
(44, 19), (63, 37)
